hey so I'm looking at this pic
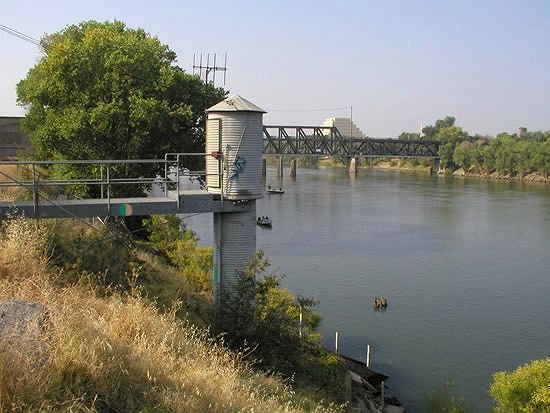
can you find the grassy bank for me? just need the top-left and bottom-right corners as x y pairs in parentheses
(0, 216), (345, 412)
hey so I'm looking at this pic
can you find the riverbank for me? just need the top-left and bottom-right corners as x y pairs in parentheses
(449, 168), (548, 183)
(315, 156), (549, 183)
(370, 160), (432, 173)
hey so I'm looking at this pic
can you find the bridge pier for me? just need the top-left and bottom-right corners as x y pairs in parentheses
(290, 159), (296, 178)
(262, 158), (267, 177)
(431, 158), (441, 174)
(276, 156), (283, 178)
(349, 156), (359, 174)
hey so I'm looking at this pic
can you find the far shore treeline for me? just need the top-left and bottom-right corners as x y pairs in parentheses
(399, 116), (550, 179)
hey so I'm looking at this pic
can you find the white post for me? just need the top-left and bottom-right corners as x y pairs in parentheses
(335, 331), (339, 354)
(381, 380), (385, 408)
(366, 344), (371, 368)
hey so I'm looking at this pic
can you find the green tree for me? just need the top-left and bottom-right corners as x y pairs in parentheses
(215, 251), (321, 369)
(490, 358), (550, 413)
(422, 116), (456, 140)
(17, 20), (225, 197)
(143, 215), (212, 291)
(439, 142), (456, 170)
(453, 141), (474, 171)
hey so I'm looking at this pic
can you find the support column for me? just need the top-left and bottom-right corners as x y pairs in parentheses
(349, 156), (359, 174)
(289, 159), (297, 178)
(276, 156), (283, 178)
(262, 158), (267, 177)
(431, 158), (441, 174)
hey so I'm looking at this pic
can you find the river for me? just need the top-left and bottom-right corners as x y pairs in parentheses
(183, 167), (550, 412)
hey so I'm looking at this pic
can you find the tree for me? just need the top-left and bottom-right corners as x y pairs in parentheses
(142, 215), (213, 291)
(422, 116), (456, 140)
(490, 358), (550, 413)
(214, 251), (321, 371)
(453, 141), (474, 171)
(17, 20), (225, 196)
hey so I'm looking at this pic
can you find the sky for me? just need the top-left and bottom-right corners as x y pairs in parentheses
(1, 0), (550, 137)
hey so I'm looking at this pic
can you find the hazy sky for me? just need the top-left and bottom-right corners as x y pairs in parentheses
(2, 0), (549, 137)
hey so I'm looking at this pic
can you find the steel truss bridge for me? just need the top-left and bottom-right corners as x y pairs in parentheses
(263, 126), (440, 158)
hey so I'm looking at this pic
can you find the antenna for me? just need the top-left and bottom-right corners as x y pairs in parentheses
(192, 52), (227, 87)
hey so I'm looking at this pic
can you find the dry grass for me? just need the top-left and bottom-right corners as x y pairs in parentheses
(0, 165), (30, 201)
(0, 218), (342, 412)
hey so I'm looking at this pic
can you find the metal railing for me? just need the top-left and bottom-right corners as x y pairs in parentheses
(0, 153), (223, 216)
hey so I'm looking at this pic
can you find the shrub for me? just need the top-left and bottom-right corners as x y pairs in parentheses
(490, 358), (550, 412)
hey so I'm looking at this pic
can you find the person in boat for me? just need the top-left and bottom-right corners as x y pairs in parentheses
(268, 185), (272, 190)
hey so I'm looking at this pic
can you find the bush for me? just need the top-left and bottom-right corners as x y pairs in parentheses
(214, 251), (346, 401)
(490, 358), (550, 412)
(142, 215), (213, 291)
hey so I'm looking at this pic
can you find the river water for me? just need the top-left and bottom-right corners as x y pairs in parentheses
(183, 167), (550, 412)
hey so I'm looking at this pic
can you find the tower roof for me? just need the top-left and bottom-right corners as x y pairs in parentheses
(206, 94), (266, 113)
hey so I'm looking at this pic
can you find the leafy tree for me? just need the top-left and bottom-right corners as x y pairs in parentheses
(422, 116), (456, 139)
(213, 251), (347, 400)
(400, 116), (549, 178)
(439, 142), (456, 170)
(490, 358), (550, 413)
(453, 141), (474, 171)
(142, 215), (212, 291)
(17, 20), (225, 197)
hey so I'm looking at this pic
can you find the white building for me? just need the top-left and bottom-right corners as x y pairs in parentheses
(321, 117), (366, 138)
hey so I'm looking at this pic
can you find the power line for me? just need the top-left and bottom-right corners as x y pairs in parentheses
(267, 106), (351, 113)
(0, 23), (43, 49)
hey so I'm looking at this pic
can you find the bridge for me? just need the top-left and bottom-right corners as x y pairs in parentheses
(263, 125), (440, 158)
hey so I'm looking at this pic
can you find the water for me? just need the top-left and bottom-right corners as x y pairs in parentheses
(183, 167), (550, 412)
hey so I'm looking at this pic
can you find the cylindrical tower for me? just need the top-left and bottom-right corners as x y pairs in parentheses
(206, 95), (266, 200)
(206, 95), (265, 300)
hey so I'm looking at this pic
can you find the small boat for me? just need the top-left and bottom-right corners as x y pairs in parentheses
(256, 216), (272, 227)
(267, 186), (284, 194)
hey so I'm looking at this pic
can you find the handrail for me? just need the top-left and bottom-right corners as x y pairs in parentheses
(0, 153), (223, 216)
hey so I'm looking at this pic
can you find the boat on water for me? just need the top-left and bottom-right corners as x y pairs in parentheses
(267, 186), (284, 194)
(256, 216), (272, 226)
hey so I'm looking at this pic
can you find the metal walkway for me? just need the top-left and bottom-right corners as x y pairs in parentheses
(263, 125), (440, 157)
(0, 154), (249, 220)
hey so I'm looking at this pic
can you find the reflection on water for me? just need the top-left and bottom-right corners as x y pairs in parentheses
(184, 167), (550, 412)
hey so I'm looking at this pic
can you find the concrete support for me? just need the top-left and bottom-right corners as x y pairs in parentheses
(349, 156), (359, 174)
(431, 158), (441, 174)
(262, 158), (267, 177)
(276, 156), (283, 178)
(289, 159), (297, 178)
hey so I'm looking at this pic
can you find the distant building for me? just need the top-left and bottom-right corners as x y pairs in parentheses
(0, 117), (31, 158)
(321, 117), (366, 138)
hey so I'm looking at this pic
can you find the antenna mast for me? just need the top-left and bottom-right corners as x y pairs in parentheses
(192, 52), (227, 86)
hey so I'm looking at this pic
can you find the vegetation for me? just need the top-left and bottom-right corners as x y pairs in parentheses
(142, 215), (347, 402)
(423, 383), (471, 413)
(490, 358), (550, 412)
(0, 217), (343, 412)
(16, 20), (226, 197)
(213, 251), (345, 398)
(400, 116), (550, 179)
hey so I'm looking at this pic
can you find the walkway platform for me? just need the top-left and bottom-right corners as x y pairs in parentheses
(0, 190), (251, 219)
